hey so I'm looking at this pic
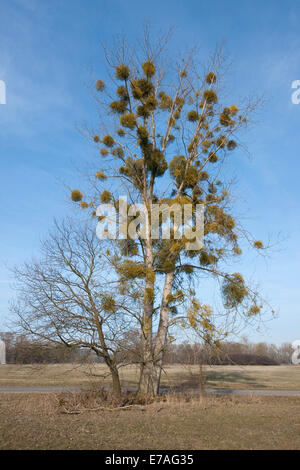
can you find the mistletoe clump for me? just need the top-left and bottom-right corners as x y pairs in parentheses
(222, 273), (249, 309)
(71, 190), (83, 202)
(115, 64), (130, 80)
(102, 135), (115, 147)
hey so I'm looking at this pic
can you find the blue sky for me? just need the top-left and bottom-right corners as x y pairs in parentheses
(0, 0), (299, 345)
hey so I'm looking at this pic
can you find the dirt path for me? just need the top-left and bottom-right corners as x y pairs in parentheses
(0, 386), (300, 396)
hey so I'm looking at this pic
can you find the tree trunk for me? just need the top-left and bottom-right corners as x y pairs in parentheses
(110, 365), (122, 398)
(153, 271), (174, 394)
(137, 215), (155, 397)
(138, 359), (155, 396)
(95, 323), (122, 398)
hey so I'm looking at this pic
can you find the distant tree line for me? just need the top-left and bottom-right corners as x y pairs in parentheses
(162, 339), (293, 365)
(0, 332), (91, 364)
(0, 331), (294, 365)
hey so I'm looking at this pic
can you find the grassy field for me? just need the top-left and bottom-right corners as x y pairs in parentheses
(1, 364), (299, 449)
(0, 363), (299, 390)
(0, 393), (300, 449)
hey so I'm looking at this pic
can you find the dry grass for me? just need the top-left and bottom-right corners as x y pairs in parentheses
(173, 364), (300, 390)
(0, 363), (299, 390)
(54, 387), (153, 414)
(0, 392), (300, 449)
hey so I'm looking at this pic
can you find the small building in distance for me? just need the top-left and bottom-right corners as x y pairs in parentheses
(0, 339), (6, 364)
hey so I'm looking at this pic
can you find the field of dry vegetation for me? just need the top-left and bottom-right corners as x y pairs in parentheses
(0, 392), (300, 449)
(0, 363), (299, 390)
(0, 364), (299, 449)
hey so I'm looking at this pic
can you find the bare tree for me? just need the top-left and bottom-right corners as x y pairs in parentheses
(10, 219), (141, 397)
